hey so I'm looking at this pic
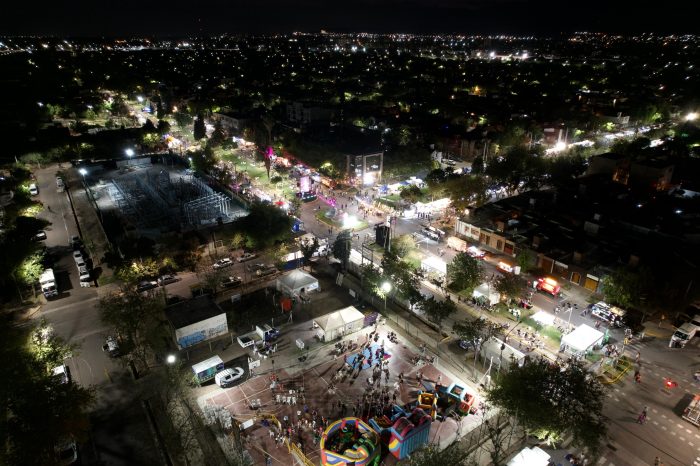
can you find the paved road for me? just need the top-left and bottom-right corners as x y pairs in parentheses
(34, 165), (158, 466)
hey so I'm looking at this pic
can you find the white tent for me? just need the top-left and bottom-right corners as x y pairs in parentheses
(276, 270), (319, 296)
(506, 446), (550, 466)
(561, 324), (604, 353)
(531, 310), (556, 327)
(473, 283), (500, 305)
(421, 256), (447, 276)
(313, 306), (365, 342)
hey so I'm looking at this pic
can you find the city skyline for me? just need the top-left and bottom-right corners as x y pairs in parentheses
(0, 0), (695, 37)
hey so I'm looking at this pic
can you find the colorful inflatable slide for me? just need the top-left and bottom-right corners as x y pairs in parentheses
(320, 417), (381, 466)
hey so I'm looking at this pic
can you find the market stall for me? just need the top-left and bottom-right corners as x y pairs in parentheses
(531, 310), (556, 327)
(276, 270), (319, 296)
(560, 324), (604, 354)
(313, 306), (365, 342)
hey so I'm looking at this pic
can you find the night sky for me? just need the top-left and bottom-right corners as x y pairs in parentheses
(1, 0), (695, 37)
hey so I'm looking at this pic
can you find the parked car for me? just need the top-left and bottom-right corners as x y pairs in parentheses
(256, 265), (277, 277)
(137, 280), (158, 292)
(102, 336), (121, 357)
(221, 276), (243, 289)
(157, 274), (178, 286)
(237, 252), (257, 263)
(78, 266), (91, 282)
(29, 183), (39, 195)
(69, 235), (82, 250)
(35, 230), (47, 241)
(215, 367), (245, 388)
(213, 258), (234, 269)
(247, 262), (266, 272)
(52, 364), (71, 384)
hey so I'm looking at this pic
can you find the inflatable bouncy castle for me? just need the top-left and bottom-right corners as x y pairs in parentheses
(320, 417), (381, 466)
(387, 408), (432, 460)
(416, 391), (438, 419)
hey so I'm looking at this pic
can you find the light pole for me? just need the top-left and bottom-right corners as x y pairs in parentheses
(166, 354), (177, 365)
(381, 282), (392, 311)
(125, 148), (134, 166)
(79, 168), (88, 195)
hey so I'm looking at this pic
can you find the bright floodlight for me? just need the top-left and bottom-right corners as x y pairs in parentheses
(125, 148), (135, 157)
(343, 214), (358, 229)
(166, 354), (177, 365)
(554, 141), (567, 152)
(686, 112), (698, 121)
(381, 282), (392, 293)
(136, 96), (144, 103)
(79, 168), (87, 176)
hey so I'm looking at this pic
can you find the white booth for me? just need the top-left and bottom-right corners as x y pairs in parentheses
(506, 446), (551, 466)
(313, 306), (365, 342)
(561, 324), (604, 354)
(276, 270), (319, 296)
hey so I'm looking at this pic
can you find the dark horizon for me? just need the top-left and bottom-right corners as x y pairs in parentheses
(1, 0), (696, 38)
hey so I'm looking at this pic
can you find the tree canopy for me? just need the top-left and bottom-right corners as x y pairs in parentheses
(417, 296), (457, 332)
(486, 359), (607, 454)
(233, 203), (293, 250)
(332, 229), (352, 270)
(447, 252), (483, 294)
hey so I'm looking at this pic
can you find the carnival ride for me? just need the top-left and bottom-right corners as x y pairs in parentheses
(320, 417), (381, 466)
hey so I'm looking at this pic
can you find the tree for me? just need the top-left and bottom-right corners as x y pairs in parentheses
(332, 229), (352, 270)
(381, 251), (423, 306)
(230, 232), (245, 251)
(359, 263), (384, 298)
(209, 120), (227, 148)
(399, 185), (422, 204)
(493, 274), (526, 302)
(408, 442), (475, 466)
(15, 251), (44, 287)
(486, 358), (607, 454)
(300, 237), (319, 270)
(516, 249), (536, 274)
(234, 203), (292, 249)
(193, 114), (206, 141)
(392, 234), (416, 259)
(98, 286), (166, 369)
(117, 258), (160, 283)
(453, 317), (495, 349)
(157, 119), (171, 135)
(447, 252), (483, 294)
(174, 111), (193, 130)
(447, 175), (490, 211)
(417, 297), (457, 334)
(601, 266), (654, 310)
(0, 315), (94, 466)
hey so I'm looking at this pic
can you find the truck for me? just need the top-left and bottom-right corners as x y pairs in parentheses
(191, 355), (225, 384)
(40, 269), (58, 298)
(683, 394), (700, 426)
(447, 236), (468, 252)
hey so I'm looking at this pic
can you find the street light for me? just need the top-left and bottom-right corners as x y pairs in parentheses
(125, 148), (134, 167)
(166, 354), (177, 365)
(381, 282), (392, 310)
(79, 168), (88, 195)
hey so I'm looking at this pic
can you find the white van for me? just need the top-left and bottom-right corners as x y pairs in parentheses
(29, 183), (39, 195)
(670, 322), (698, 348)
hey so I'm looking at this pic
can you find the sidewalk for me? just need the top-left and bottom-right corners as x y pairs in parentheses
(64, 165), (113, 279)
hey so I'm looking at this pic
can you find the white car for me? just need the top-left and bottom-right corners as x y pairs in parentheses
(213, 258), (234, 269)
(29, 183), (39, 195)
(237, 252), (257, 263)
(215, 367), (245, 388)
(53, 364), (71, 384)
(78, 266), (91, 282)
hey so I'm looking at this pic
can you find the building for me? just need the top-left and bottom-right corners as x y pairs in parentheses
(588, 153), (674, 191)
(454, 175), (699, 293)
(211, 112), (247, 132)
(346, 150), (384, 186)
(286, 101), (333, 125)
(165, 296), (229, 349)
